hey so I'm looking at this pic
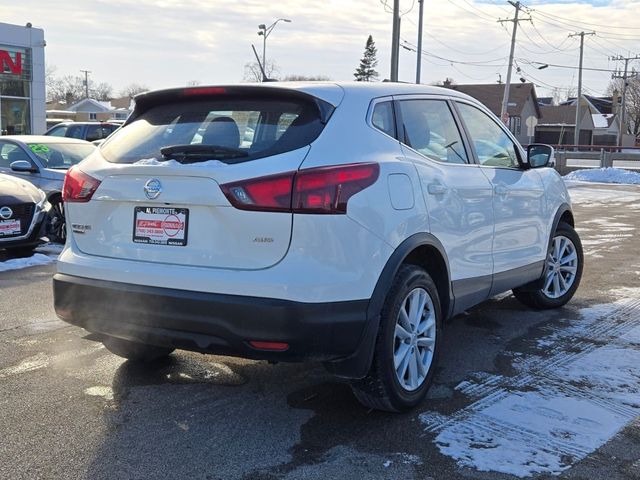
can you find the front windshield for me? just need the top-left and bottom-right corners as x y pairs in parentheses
(27, 143), (96, 169)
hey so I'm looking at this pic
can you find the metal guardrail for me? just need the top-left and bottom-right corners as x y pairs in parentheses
(553, 149), (640, 175)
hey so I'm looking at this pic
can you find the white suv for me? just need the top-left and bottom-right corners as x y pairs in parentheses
(53, 83), (583, 412)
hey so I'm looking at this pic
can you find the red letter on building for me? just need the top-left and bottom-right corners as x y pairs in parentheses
(0, 50), (22, 75)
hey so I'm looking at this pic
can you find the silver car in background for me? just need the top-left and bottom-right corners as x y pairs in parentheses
(0, 136), (96, 243)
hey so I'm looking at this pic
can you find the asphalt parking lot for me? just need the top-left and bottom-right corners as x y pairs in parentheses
(1, 182), (639, 480)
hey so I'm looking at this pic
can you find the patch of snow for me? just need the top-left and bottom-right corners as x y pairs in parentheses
(435, 393), (628, 477)
(36, 242), (64, 257)
(84, 386), (114, 401)
(133, 157), (227, 168)
(565, 185), (640, 205)
(0, 253), (53, 272)
(564, 167), (640, 185)
(382, 460), (392, 468)
(425, 297), (640, 477)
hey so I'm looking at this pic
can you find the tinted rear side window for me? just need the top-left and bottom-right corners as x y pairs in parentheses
(101, 97), (327, 164)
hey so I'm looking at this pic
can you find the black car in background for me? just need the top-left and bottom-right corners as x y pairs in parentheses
(0, 173), (49, 255)
(44, 122), (121, 143)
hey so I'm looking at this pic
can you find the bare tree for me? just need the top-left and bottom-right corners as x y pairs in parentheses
(551, 86), (577, 106)
(243, 60), (279, 82)
(608, 77), (640, 137)
(119, 83), (150, 98)
(47, 75), (86, 104)
(282, 74), (331, 81)
(432, 77), (456, 87)
(92, 82), (113, 101)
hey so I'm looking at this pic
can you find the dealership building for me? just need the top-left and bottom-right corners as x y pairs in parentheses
(0, 22), (46, 135)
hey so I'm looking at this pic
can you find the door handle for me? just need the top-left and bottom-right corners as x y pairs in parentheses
(427, 183), (448, 195)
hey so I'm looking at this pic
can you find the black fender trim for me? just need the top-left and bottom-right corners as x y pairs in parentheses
(517, 203), (573, 292)
(324, 233), (453, 379)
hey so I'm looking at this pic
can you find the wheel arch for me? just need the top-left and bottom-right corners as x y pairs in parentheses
(324, 233), (453, 379)
(46, 190), (62, 204)
(550, 203), (574, 250)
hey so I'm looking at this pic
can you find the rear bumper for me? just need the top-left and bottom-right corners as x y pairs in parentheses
(53, 273), (370, 363)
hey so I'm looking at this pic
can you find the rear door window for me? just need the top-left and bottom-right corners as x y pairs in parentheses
(398, 99), (469, 164)
(101, 96), (328, 164)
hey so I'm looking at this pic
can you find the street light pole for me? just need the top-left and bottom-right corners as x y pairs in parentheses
(257, 18), (292, 82)
(416, 0), (424, 84)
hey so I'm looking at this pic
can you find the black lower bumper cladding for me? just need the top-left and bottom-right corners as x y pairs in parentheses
(53, 274), (369, 363)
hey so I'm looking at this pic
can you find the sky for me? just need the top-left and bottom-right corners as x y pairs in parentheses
(3, 0), (640, 99)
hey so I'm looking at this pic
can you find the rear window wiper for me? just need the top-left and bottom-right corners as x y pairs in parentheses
(160, 144), (248, 164)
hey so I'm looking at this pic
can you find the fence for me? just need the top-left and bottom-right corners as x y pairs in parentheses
(553, 149), (640, 175)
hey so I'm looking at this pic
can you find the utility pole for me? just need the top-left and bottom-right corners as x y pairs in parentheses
(390, 0), (401, 82)
(611, 54), (640, 146)
(569, 31), (595, 147)
(498, 2), (530, 125)
(80, 69), (91, 98)
(416, 0), (424, 84)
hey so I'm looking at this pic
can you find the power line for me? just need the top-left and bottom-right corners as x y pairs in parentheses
(532, 9), (640, 32)
(519, 59), (621, 73)
(422, 29), (508, 56)
(402, 39), (507, 65)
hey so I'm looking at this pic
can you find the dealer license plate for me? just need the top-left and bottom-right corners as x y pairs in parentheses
(0, 219), (21, 237)
(133, 206), (188, 246)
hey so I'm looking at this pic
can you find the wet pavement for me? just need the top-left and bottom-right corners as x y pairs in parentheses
(1, 182), (639, 479)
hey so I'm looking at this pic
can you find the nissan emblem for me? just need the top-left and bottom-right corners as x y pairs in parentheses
(144, 179), (162, 200)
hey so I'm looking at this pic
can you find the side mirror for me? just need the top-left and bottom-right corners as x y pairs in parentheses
(10, 160), (38, 173)
(527, 144), (554, 168)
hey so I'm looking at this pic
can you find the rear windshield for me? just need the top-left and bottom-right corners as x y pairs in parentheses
(101, 97), (327, 164)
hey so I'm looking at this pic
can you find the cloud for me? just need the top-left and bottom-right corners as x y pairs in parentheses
(2, 0), (639, 97)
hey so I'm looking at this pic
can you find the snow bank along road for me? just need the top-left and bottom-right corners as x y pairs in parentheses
(0, 182), (639, 480)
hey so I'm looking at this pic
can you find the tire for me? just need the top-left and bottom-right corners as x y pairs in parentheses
(351, 265), (442, 412)
(103, 336), (174, 362)
(46, 199), (66, 244)
(513, 221), (583, 309)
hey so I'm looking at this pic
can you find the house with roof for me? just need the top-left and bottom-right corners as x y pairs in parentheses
(535, 95), (619, 146)
(447, 82), (541, 145)
(45, 96), (133, 127)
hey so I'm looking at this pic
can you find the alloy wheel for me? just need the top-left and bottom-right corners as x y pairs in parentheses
(393, 287), (436, 391)
(543, 235), (578, 299)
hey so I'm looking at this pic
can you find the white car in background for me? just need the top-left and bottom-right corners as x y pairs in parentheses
(0, 136), (96, 243)
(53, 82), (583, 411)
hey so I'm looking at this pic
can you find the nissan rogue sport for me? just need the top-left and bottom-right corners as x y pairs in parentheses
(53, 83), (583, 412)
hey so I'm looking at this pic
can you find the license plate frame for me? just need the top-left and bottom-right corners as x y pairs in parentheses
(0, 218), (21, 237)
(133, 206), (189, 246)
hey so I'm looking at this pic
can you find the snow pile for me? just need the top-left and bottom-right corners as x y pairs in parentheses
(133, 158), (227, 168)
(563, 167), (640, 185)
(0, 253), (54, 272)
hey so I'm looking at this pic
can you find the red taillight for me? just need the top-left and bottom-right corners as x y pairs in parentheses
(248, 341), (289, 351)
(62, 166), (101, 203)
(293, 163), (379, 214)
(221, 172), (295, 212)
(221, 163), (379, 215)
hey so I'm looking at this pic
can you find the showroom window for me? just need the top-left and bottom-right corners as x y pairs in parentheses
(0, 46), (32, 135)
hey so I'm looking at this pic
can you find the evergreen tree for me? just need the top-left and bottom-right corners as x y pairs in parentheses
(354, 35), (379, 82)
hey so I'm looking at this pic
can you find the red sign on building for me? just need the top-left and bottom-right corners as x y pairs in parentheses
(0, 49), (23, 75)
